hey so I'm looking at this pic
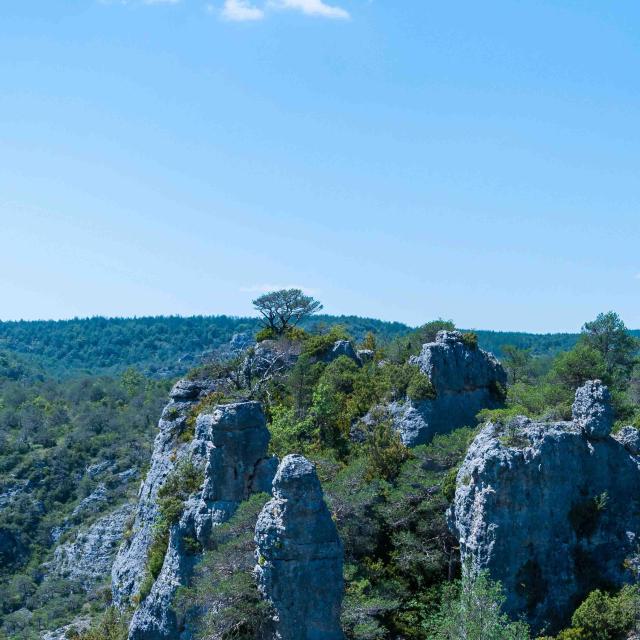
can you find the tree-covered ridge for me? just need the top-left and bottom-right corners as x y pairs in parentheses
(3, 313), (637, 379)
(0, 315), (411, 378)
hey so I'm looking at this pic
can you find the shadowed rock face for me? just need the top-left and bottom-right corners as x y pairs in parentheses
(255, 454), (344, 640)
(449, 381), (640, 633)
(382, 331), (506, 447)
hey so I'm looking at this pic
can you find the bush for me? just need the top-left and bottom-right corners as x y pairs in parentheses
(428, 570), (530, 640)
(407, 370), (437, 402)
(558, 586), (639, 640)
(461, 332), (479, 350)
(363, 408), (410, 482)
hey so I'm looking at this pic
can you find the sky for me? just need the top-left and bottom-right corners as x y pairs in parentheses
(0, 1), (639, 332)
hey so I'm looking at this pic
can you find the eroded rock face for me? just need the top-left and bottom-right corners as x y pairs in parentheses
(255, 454), (344, 640)
(375, 331), (506, 447)
(111, 378), (223, 608)
(126, 400), (276, 640)
(48, 503), (134, 592)
(449, 382), (640, 633)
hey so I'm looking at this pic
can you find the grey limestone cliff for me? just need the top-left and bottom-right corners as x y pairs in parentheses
(449, 380), (640, 632)
(255, 454), (344, 640)
(125, 400), (276, 640)
(111, 378), (227, 608)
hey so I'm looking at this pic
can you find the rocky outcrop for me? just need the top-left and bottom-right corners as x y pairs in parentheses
(449, 381), (640, 633)
(126, 401), (277, 640)
(367, 331), (506, 447)
(48, 503), (134, 592)
(255, 454), (344, 640)
(111, 378), (225, 607)
(321, 340), (361, 365)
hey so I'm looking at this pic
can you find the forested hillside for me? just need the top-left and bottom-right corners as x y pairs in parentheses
(2, 315), (634, 379)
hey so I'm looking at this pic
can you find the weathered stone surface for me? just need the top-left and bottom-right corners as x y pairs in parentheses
(41, 616), (91, 640)
(126, 401), (276, 640)
(615, 426), (640, 456)
(322, 340), (361, 366)
(48, 503), (134, 592)
(572, 379), (614, 438)
(356, 349), (374, 364)
(112, 379), (219, 608)
(255, 454), (344, 640)
(449, 382), (640, 633)
(365, 331), (506, 447)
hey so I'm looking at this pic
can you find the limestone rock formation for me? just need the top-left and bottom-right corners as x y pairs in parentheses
(125, 400), (276, 640)
(449, 381), (640, 633)
(572, 379), (614, 438)
(255, 454), (344, 640)
(322, 340), (361, 365)
(111, 378), (223, 608)
(366, 331), (506, 447)
(615, 425), (640, 456)
(48, 503), (134, 592)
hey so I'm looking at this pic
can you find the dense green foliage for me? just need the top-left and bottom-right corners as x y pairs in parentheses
(0, 359), (170, 638)
(556, 586), (639, 640)
(0, 315), (411, 378)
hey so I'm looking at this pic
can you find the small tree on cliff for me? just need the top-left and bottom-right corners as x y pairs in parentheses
(253, 288), (323, 337)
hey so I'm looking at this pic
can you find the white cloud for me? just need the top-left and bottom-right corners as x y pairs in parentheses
(222, 0), (265, 20)
(268, 0), (349, 19)
(635, 273), (640, 280)
(240, 284), (320, 295)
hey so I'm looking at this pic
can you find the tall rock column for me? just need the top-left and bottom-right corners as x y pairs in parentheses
(255, 454), (344, 640)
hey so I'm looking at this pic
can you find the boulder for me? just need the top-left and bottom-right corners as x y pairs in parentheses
(449, 382), (640, 633)
(365, 331), (506, 447)
(615, 426), (640, 456)
(321, 340), (361, 366)
(572, 379), (614, 438)
(255, 454), (344, 640)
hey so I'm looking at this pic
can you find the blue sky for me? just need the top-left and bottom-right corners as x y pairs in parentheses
(1, 1), (639, 331)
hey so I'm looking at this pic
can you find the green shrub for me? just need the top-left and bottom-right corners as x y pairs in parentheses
(428, 569), (530, 640)
(558, 586), (640, 640)
(136, 460), (204, 603)
(461, 332), (479, 350)
(407, 370), (437, 402)
(255, 326), (276, 342)
(301, 326), (350, 359)
(569, 493), (609, 539)
(362, 408), (410, 482)
(69, 608), (129, 640)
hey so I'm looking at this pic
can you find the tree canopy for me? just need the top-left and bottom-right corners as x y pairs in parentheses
(252, 289), (323, 336)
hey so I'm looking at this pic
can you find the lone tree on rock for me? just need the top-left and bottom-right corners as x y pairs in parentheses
(253, 288), (323, 337)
